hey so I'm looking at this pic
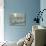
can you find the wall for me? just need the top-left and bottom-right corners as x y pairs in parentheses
(4, 0), (40, 42)
(40, 0), (46, 27)
(0, 0), (4, 42)
(40, 0), (46, 45)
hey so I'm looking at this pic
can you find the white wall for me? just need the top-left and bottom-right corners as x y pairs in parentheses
(0, 0), (4, 42)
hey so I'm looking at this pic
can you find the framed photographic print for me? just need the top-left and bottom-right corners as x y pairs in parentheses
(9, 13), (26, 26)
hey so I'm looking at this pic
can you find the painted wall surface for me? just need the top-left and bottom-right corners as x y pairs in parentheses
(40, 0), (46, 44)
(0, 0), (4, 42)
(4, 0), (40, 42)
(40, 0), (46, 27)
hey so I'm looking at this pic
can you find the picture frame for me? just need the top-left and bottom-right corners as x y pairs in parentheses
(9, 13), (26, 26)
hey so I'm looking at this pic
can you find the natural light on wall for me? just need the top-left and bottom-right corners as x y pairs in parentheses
(0, 0), (4, 42)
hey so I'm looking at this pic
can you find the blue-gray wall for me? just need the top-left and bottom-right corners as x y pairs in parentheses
(4, 0), (40, 42)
